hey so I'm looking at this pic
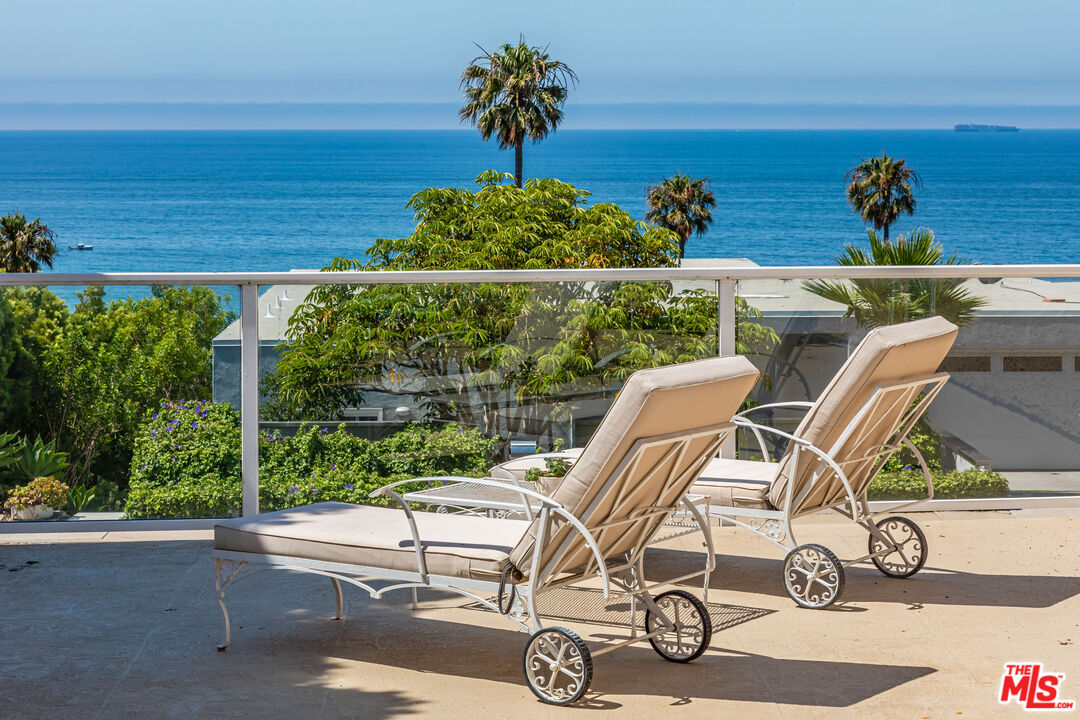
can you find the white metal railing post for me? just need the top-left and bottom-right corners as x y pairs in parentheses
(240, 283), (260, 516)
(717, 278), (737, 457)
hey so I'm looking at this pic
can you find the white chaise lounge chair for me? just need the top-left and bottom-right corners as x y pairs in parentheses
(691, 316), (958, 608)
(477, 317), (959, 611)
(211, 356), (759, 705)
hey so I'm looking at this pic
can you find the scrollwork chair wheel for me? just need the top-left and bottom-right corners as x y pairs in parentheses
(869, 516), (927, 578)
(522, 627), (593, 705)
(783, 543), (845, 609)
(644, 589), (712, 663)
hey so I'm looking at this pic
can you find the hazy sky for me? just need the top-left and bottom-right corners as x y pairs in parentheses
(3, 0), (1078, 106)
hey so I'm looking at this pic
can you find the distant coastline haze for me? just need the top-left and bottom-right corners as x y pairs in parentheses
(2, 102), (1079, 130)
(2, 0), (1078, 129)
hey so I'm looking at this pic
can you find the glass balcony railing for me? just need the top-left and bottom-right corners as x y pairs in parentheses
(739, 273), (1080, 502)
(1, 265), (1077, 525)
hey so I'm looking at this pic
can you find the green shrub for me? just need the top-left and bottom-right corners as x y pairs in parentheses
(5, 475), (69, 511)
(125, 400), (497, 519)
(867, 469), (1009, 500)
(882, 418), (942, 473)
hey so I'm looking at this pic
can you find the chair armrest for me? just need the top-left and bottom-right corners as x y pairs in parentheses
(734, 403), (814, 461)
(372, 476), (612, 598)
(732, 417), (861, 516)
(735, 401), (814, 418)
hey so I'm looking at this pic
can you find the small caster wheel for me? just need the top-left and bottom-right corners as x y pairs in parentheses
(783, 543), (845, 609)
(522, 627), (592, 705)
(869, 516), (928, 578)
(644, 589), (712, 662)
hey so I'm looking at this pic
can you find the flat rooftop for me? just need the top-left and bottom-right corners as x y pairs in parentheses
(3, 510), (1077, 718)
(215, 263), (1080, 345)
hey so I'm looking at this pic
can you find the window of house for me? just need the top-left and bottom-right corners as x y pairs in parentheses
(1003, 356), (1063, 372)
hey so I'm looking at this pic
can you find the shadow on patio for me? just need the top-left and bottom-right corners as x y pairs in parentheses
(648, 549), (1080, 609)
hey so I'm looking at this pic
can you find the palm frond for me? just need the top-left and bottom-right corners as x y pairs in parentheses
(804, 228), (986, 328)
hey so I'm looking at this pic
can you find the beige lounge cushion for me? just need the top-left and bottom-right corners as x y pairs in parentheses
(215, 502), (531, 581)
(690, 457), (778, 509)
(768, 316), (958, 512)
(509, 355), (759, 573)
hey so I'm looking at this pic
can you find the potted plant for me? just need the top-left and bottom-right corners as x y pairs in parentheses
(4, 476), (70, 521)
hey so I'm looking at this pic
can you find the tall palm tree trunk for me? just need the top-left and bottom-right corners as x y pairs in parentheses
(514, 138), (523, 188)
(679, 232), (689, 259)
(883, 223), (890, 245)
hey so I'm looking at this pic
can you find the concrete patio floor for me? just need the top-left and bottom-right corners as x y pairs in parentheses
(2, 510), (1078, 719)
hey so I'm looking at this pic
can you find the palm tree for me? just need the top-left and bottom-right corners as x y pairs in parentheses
(645, 174), (717, 259)
(459, 38), (576, 188)
(804, 228), (986, 328)
(846, 153), (921, 244)
(0, 212), (57, 273)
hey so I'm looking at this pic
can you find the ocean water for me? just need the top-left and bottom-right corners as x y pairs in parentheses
(1, 129), (1078, 277)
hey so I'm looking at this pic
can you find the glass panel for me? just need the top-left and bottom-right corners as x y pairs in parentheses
(0, 283), (240, 521)
(738, 274), (1080, 500)
(256, 280), (719, 510)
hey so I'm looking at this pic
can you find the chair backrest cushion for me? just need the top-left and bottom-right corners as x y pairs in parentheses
(509, 355), (759, 575)
(767, 316), (958, 511)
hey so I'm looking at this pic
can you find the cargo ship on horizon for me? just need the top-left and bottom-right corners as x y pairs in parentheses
(955, 123), (1020, 132)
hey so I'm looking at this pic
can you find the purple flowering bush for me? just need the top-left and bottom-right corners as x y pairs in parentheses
(125, 400), (242, 519)
(125, 401), (496, 518)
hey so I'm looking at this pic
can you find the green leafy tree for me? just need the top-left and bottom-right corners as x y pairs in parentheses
(645, 174), (717, 258)
(42, 286), (236, 484)
(274, 172), (776, 451)
(0, 212), (57, 273)
(460, 38), (576, 188)
(804, 228), (986, 328)
(845, 153), (921, 244)
(0, 288), (68, 435)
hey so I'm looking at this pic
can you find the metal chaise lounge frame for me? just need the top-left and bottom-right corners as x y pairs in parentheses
(211, 356), (759, 705)
(691, 315), (960, 609)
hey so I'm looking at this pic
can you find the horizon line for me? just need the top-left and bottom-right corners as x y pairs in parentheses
(6, 127), (1080, 132)
(3, 100), (1080, 108)
(4, 100), (1078, 131)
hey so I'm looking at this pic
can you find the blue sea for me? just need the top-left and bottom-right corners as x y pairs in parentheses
(1, 130), (1078, 278)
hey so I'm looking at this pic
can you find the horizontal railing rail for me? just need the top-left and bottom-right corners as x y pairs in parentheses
(1, 262), (1078, 532)
(2, 263), (1080, 286)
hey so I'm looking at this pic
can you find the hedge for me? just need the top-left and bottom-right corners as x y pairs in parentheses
(124, 400), (495, 519)
(866, 469), (1009, 501)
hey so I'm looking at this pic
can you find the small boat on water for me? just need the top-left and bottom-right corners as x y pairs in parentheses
(68, 242), (94, 250)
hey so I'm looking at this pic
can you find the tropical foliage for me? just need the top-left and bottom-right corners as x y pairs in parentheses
(272, 172), (777, 452)
(0, 212), (57, 273)
(125, 400), (495, 519)
(3, 436), (69, 483)
(845, 153), (921, 244)
(645, 174), (717, 258)
(460, 38), (576, 187)
(804, 228), (986, 328)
